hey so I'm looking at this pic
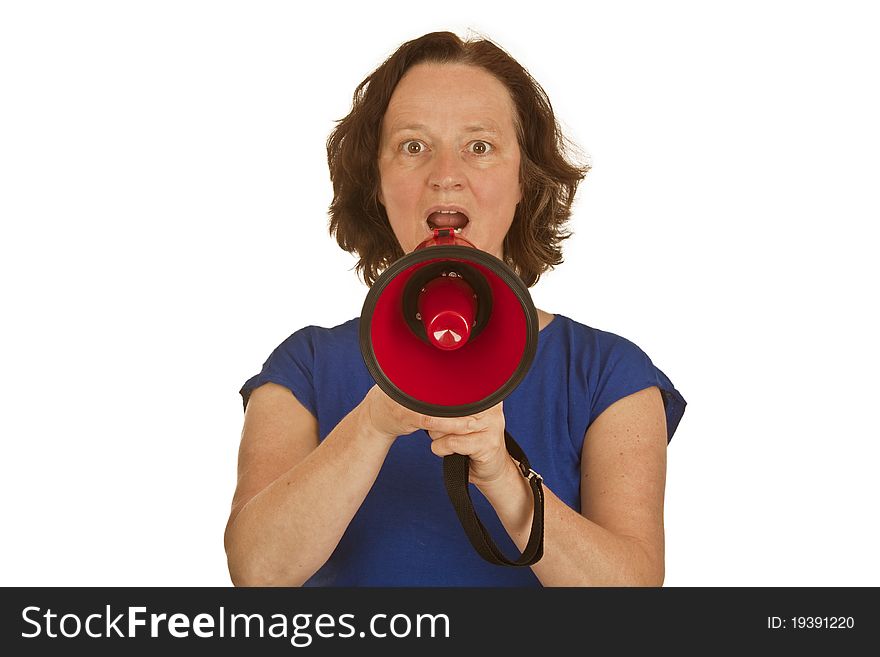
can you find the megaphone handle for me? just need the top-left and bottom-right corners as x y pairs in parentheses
(442, 430), (545, 567)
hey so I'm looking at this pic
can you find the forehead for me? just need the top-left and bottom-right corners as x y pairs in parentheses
(383, 63), (518, 133)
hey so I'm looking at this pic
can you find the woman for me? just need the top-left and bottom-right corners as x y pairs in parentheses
(225, 31), (686, 586)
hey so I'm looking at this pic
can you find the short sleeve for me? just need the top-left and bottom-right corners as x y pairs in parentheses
(239, 328), (317, 416)
(590, 336), (687, 443)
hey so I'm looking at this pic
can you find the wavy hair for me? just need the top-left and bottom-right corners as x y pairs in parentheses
(327, 31), (590, 287)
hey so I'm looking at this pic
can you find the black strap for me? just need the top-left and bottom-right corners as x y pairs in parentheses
(441, 430), (544, 566)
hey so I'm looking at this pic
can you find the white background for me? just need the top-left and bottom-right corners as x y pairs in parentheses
(1, 1), (877, 587)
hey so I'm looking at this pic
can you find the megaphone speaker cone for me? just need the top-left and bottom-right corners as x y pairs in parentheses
(359, 242), (538, 417)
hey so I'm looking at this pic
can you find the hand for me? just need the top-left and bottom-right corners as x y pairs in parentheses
(359, 385), (514, 487)
(425, 400), (514, 488)
(359, 384), (431, 442)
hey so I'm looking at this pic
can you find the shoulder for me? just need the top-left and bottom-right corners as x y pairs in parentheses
(544, 314), (648, 363)
(282, 317), (360, 344)
(545, 314), (686, 442)
(240, 318), (362, 409)
(270, 317), (360, 357)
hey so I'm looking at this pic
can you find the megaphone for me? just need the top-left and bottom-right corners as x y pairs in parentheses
(359, 228), (544, 567)
(359, 228), (539, 418)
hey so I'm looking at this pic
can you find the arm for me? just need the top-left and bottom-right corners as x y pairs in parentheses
(223, 382), (396, 586)
(435, 386), (668, 586)
(224, 381), (477, 586)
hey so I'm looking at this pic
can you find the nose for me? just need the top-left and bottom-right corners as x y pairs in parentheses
(428, 148), (465, 191)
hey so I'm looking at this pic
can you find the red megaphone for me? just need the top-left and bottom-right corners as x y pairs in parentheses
(359, 228), (538, 417)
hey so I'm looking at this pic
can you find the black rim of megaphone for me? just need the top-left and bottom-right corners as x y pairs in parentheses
(359, 245), (539, 418)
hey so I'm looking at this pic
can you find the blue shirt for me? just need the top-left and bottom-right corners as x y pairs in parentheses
(239, 314), (686, 586)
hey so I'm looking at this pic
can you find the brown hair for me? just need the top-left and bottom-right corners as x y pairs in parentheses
(327, 31), (590, 287)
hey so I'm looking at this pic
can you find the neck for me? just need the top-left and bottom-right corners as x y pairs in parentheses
(536, 308), (555, 331)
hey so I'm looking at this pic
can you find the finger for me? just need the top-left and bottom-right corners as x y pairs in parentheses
(464, 402), (503, 423)
(475, 400), (504, 418)
(430, 433), (483, 458)
(419, 414), (486, 435)
(427, 426), (490, 442)
(430, 435), (473, 458)
(429, 438), (456, 457)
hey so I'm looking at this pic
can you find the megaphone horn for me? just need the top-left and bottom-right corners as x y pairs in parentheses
(359, 228), (538, 418)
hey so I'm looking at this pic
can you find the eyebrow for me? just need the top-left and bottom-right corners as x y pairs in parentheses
(389, 123), (500, 135)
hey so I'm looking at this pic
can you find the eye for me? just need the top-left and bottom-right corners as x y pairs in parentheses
(468, 140), (493, 155)
(401, 140), (426, 155)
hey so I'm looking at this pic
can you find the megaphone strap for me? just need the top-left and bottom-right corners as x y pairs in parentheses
(441, 430), (545, 567)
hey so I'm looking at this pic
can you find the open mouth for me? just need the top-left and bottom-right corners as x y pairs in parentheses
(426, 209), (469, 233)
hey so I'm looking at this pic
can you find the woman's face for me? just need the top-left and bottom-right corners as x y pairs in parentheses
(377, 63), (522, 259)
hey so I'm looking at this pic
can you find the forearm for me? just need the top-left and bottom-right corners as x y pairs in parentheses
(477, 460), (663, 587)
(225, 403), (394, 586)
